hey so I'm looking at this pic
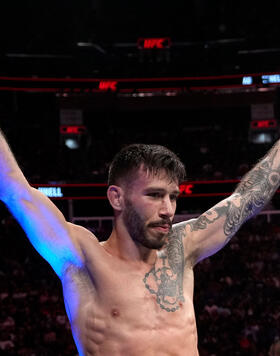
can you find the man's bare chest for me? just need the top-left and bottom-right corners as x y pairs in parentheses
(86, 239), (187, 316)
(79, 255), (193, 339)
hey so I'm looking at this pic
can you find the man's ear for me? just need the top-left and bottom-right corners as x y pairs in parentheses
(107, 185), (124, 211)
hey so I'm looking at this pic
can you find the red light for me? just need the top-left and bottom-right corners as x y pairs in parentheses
(251, 119), (277, 129)
(137, 37), (171, 49)
(99, 81), (117, 91)
(60, 125), (86, 134)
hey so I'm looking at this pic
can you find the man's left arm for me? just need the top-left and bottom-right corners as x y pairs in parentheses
(181, 139), (280, 266)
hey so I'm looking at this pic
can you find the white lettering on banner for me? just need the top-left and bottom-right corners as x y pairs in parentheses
(38, 187), (63, 198)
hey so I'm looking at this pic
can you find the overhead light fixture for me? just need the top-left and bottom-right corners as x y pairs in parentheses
(65, 138), (79, 150)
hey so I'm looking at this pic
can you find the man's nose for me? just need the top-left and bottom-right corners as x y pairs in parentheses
(159, 197), (174, 218)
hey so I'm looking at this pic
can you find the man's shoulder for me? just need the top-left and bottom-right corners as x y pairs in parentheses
(67, 222), (101, 254)
(171, 219), (196, 236)
(62, 222), (105, 276)
(170, 219), (199, 268)
(68, 221), (98, 239)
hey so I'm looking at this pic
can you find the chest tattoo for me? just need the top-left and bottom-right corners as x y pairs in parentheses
(143, 226), (186, 312)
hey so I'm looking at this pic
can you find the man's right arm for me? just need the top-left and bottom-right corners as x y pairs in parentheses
(0, 129), (88, 277)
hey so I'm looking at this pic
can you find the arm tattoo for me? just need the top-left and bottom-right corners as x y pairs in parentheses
(143, 142), (280, 310)
(189, 205), (230, 231)
(143, 224), (186, 312)
(232, 145), (280, 228)
(189, 142), (280, 241)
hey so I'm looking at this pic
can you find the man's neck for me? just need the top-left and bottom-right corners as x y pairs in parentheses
(103, 226), (158, 266)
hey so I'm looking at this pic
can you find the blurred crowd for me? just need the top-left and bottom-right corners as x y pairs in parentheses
(25, 123), (266, 185)
(195, 215), (280, 356)
(1, 209), (280, 355)
(2, 96), (271, 185)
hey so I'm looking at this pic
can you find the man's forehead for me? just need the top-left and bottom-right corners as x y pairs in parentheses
(133, 165), (179, 187)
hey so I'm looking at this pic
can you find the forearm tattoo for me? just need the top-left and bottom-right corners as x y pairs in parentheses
(189, 142), (280, 241)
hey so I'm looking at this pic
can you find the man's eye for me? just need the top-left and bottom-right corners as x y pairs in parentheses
(170, 195), (178, 201)
(148, 192), (161, 198)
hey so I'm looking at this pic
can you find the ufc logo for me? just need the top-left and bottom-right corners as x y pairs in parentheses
(99, 81), (117, 91)
(179, 184), (194, 195)
(138, 37), (171, 49)
(60, 125), (86, 134)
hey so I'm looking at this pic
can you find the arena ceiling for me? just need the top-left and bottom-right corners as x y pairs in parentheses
(1, 1), (280, 77)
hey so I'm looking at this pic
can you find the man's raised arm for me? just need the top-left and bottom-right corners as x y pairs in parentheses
(181, 139), (280, 266)
(0, 129), (86, 277)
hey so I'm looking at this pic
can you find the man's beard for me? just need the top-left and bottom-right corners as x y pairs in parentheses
(123, 198), (172, 250)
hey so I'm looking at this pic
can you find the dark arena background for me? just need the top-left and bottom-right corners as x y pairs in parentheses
(1, 1), (280, 355)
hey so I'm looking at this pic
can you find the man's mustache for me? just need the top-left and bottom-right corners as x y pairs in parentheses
(148, 219), (172, 228)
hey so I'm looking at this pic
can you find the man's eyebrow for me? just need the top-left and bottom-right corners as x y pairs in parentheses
(144, 187), (180, 195)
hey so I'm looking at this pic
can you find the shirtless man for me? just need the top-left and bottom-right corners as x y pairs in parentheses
(0, 130), (280, 356)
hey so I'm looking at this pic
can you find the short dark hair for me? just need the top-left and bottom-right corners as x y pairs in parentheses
(108, 143), (186, 186)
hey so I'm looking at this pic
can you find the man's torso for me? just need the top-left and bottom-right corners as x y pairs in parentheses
(61, 225), (198, 356)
